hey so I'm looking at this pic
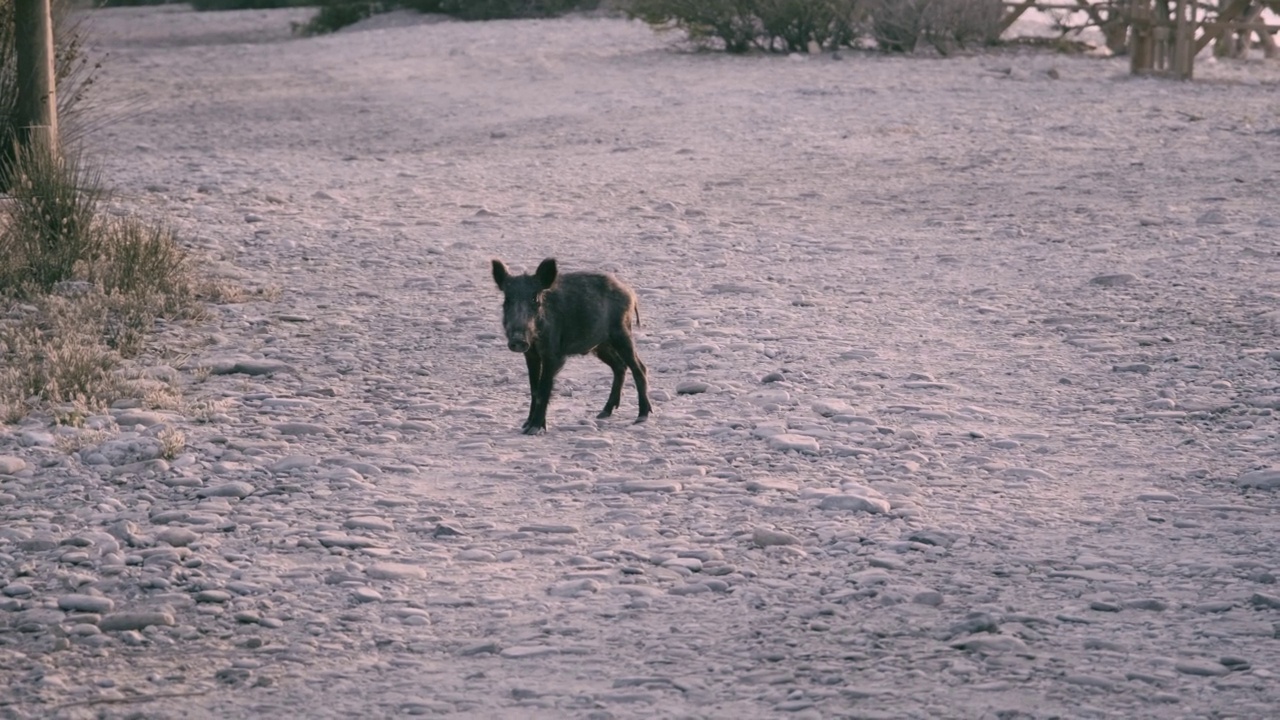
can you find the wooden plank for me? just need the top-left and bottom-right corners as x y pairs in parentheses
(1200, 21), (1280, 32)
(997, 0), (1038, 35)
(1196, 0), (1253, 53)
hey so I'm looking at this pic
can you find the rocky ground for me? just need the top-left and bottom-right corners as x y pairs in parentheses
(1, 6), (1278, 719)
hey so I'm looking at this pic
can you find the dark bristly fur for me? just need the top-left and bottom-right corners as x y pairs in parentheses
(491, 257), (652, 435)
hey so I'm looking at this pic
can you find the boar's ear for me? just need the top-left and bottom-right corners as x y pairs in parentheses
(491, 259), (509, 290)
(535, 258), (558, 289)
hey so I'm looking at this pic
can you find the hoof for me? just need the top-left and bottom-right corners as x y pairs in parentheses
(596, 409), (614, 419)
(522, 424), (546, 436)
(633, 414), (649, 425)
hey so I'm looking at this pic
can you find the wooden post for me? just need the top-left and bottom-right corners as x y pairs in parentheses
(1172, 0), (1193, 79)
(14, 0), (59, 155)
(1130, 0), (1155, 74)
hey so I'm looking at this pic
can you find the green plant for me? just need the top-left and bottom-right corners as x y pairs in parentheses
(627, 0), (763, 53)
(866, 0), (926, 52)
(189, 0), (316, 9)
(297, 0), (599, 36)
(922, 0), (1002, 55)
(626, 0), (862, 53)
(756, 0), (862, 52)
(296, 2), (385, 36)
(868, 0), (1003, 54)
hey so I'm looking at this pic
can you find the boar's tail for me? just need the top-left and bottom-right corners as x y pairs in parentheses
(634, 303), (641, 328)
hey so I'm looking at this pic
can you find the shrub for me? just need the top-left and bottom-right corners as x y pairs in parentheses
(296, 2), (383, 36)
(921, 0), (1003, 54)
(436, 0), (599, 19)
(627, 0), (761, 52)
(868, 0), (1003, 54)
(0, 145), (105, 293)
(866, 0), (927, 52)
(755, 0), (861, 52)
(625, 0), (861, 53)
(627, 0), (1003, 54)
(0, 297), (124, 421)
(189, 0), (315, 10)
(297, 0), (601, 36)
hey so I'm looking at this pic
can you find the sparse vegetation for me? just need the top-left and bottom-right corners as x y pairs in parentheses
(0, 136), (206, 422)
(626, 0), (860, 53)
(295, 0), (602, 36)
(156, 425), (186, 459)
(624, 0), (1005, 54)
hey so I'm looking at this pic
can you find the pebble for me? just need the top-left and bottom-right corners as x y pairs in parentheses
(345, 516), (395, 532)
(269, 455), (317, 473)
(951, 636), (1030, 655)
(98, 612), (176, 632)
(767, 434), (820, 454)
(210, 359), (293, 376)
(197, 481), (254, 499)
(57, 594), (115, 613)
(752, 528), (800, 547)
(366, 563), (427, 581)
(911, 590), (944, 606)
(157, 528), (200, 547)
(1250, 592), (1280, 609)
(0, 456), (28, 474)
(620, 480), (682, 494)
(676, 380), (711, 395)
(1174, 660), (1230, 677)
(274, 423), (329, 436)
(548, 579), (600, 597)
(456, 549), (496, 562)
(817, 494), (891, 514)
(518, 524), (579, 534)
(1236, 469), (1280, 490)
(1089, 273), (1138, 287)
(500, 645), (560, 659)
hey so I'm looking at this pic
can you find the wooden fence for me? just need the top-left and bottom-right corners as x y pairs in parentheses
(1000, 0), (1280, 79)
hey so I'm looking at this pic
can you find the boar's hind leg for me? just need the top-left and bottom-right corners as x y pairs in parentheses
(594, 345), (627, 419)
(611, 334), (652, 423)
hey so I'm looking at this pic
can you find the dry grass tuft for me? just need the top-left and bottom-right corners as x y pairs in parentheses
(0, 144), (211, 423)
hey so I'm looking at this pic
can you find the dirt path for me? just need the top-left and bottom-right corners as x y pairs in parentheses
(1, 7), (1278, 719)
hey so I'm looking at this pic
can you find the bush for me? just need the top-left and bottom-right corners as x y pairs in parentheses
(436, 0), (599, 20)
(626, 0), (860, 53)
(866, 0), (925, 52)
(868, 0), (1003, 54)
(189, 0), (315, 10)
(921, 0), (1003, 54)
(756, 0), (861, 52)
(627, 0), (1003, 54)
(296, 1), (383, 36)
(0, 146), (104, 293)
(296, 0), (600, 36)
